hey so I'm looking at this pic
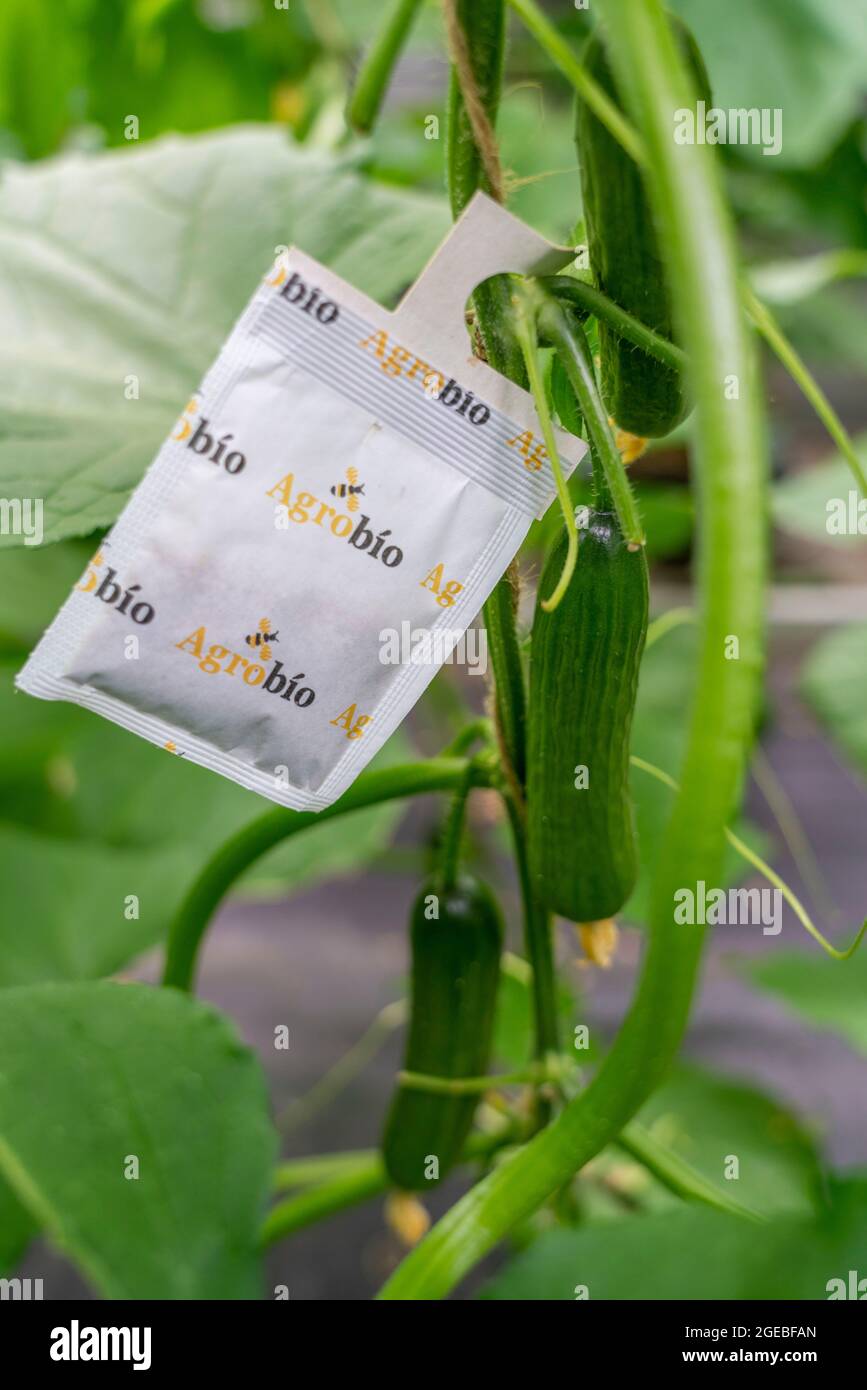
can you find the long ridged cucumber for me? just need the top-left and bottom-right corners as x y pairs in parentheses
(382, 876), (503, 1191)
(527, 513), (649, 922)
(575, 19), (711, 436)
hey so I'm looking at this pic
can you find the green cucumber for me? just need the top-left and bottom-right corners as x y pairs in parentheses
(575, 19), (711, 436)
(382, 875), (503, 1191)
(527, 511), (649, 922)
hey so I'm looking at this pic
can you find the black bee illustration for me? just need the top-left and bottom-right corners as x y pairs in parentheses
(245, 618), (279, 661)
(330, 466), (365, 512)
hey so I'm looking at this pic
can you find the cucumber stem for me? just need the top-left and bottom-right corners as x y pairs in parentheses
(438, 762), (476, 893)
(162, 759), (490, 993)
(545, 275), (688, 375)
(398, 1066), (544, 1095)
(538, 293), (646, 550)
(512, 282), (579, 612)
(346, 0), (425, 134)
(444, 0), (558, 1081)
(262, 1129), (511, 1249)
(446, 0), (528, 794)
(504, 796), (560, 1070)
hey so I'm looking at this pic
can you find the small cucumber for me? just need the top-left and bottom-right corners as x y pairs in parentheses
(382, 875), (503, 1191)
(575, 19), (711, 436)
(527, 512), (648, 922)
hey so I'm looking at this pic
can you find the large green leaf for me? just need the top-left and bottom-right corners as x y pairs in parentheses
(481, 1176), (867, 1300)
(0, 982), (275, 1298)
(0, 127), (449, 546)
(671, 0), (867, 167)
(802, 623), (867, 780)
(744, 951), (867, 1057)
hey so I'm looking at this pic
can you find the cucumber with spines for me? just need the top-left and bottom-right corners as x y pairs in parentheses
(528, 511), (648, 923)
(575, 19), (711, 436)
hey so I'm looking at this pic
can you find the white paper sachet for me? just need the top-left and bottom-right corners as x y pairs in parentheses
(17, 194), (587, 811)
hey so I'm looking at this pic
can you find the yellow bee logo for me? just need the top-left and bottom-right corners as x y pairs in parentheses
(330, 467), (365, 512)
(245, 618), (279, 661)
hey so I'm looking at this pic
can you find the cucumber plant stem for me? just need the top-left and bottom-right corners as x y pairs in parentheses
(544, 275), (687, 375)
(162, 759), (487, 993)
(504, 796), (560, 1066)
(438, 763), (475, 892)
(346, 0), (425, 133)
(379, 0), (767, 1300)
(538, 292), (645, 549)
(513, 284), (578, 610)
(262, 1130), (510, 1249)
(446, 0), (528, 795)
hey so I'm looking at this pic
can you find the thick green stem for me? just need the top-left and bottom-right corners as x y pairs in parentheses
(346, 0), (425, 134)
(505, 797), (559, 1064)
(273, 1151), (373, 1192)
(262, 1130), (510, 1248)
(162, 759), (487, 993)
(446, 0), (527, 792)
(545, 276), (687, 375)
(262, 1157), (387, 1247)
(379, 0), (767, 1300)
(482, 575), (527, 790)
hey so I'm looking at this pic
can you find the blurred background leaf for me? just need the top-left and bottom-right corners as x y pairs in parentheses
(0, 128), (449, 546)
(802, 623), (867, 779)
(481, 1175), (867, 1300)
(637, 1063), (822, 1219)
(670, 0), (867, 168)
(0, 981), (276, 1297)
(773, 441), (867, 548)
(624, 626), (767, 927)
(745, 951), (867, 1058)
